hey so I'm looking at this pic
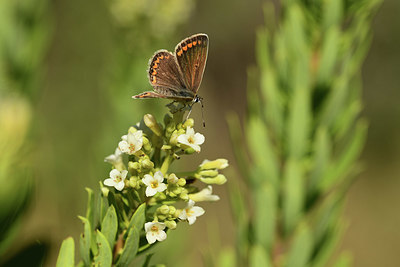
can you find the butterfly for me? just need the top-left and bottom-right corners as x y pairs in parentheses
(132, 33), (209, 107)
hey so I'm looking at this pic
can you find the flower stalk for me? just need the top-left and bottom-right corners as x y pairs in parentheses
(57, 103), (228, 266)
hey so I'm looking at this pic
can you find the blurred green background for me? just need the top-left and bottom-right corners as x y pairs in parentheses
(1, 0), (399, 266)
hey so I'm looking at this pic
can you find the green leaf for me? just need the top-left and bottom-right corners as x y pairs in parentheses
(309, 127), (331, 196)
(323, 0), (343, 30)
(56, 237), (75, 267)
(317, 27), (340, 85)
(116, 226), (140, 267)
(249, 245), (271, 267)
(116, 204), (146, 266)
(128, 203), (146, 230)
(287, 60), (311, 160)
(95, 230), (113, 267)
(286, 223), (313, 267)
(254, 183), (276, 250)
(101, 205), (118, 249)
(247, 116), (279, 187)
(320, 120), (367, 192)
(78, 216), (92, 266)
(85, 188), (95, 232)
(283, 159), (305, 234)
(216, 247), (237, 267)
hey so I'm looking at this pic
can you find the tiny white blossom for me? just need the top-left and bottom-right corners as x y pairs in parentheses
(145, 222), (167, 244)
(177, 126), (205, 152)
(142, 171), (167, 197)
(179, 199), (205, 225)
(104, 169), (128, 191)
(118, 130), (143, 155)
(189, 186), (220, 202)
(104, 148), (122, 164)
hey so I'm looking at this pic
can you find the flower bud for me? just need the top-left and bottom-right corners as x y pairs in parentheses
(184, 147), (196, 154)
(172, 187), (182, 195)
(200, 159), (229, 170)
(199, 174), (227, 185)
(167, 173), (179, 184)
(168, 206), (176, 215)
(157, 214), (167, 221)
(128, 126), (137, 133)
(144, 114), (163, 137)
(129, 177), (137, 188)
(161, 145), (172, 150)
(189, 186), (220, 202)
(101, 187), (109, 197)
(180, 192), (189, 200)
(169, 131), (179, 146)
(158, 205), (170, 215)
(198, 170), (219, 177)
(177, 178), (186, 187)
(165, 220), (177, 230)
(141, 158), (154, 169)
(183, 118), (194, 128)
(142, 136), (152, 152)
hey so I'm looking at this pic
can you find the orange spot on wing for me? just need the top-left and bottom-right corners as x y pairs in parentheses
(193, 41), (197, 46)
(177, 50), (183, 56)
(160, 55), (164, 59)
(152, 77), (157, 84)
(183, 45), (188, 51)
(198, 40), (202, 45)
(188, 43), (193, 48)
(152, 70), (157, 75)
(153, 63), (158, 69)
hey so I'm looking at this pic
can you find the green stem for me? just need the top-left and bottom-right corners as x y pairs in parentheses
(160, 153), (174, 174)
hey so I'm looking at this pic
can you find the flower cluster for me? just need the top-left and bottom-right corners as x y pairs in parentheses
(102, 112), (228, 245)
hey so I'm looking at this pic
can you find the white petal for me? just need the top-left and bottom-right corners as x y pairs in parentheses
(133, 130), (143, 139)
(146, 232), (157, 244)
(188, 216), (197, 225)
(104, 154), (116, 163)
(177, 134), (190, 146)
(144, 222), (153, 232)
(146, 186), (157, 197)
(142, 174), (153, 186)
(194, 133), (205, 145)
(156, 230), (167, 242)
(178, 210), (187, 220)
(187, 199), (195, 208)
(118, 140), (129, 153)
(190, 144), (201, 152)
(121, 135), (128, 141)
(156, 183), (167, 192)
(115, 181), (125, 191)
(109, 169), (120, 179)
(155, 222), (166, 230)
(127, 132), (136, 144)
(191, 206), (205, 217)
(104, 178), (116, 187)
(154, 171), (164, 182)
(186, 127), (195, 136)
(121, 170), (128, 179)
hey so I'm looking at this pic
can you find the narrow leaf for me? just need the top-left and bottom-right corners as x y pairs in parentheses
(128, 203), (146, 230)
(78, 216), (92, 266)
(56, 237), (75, 267)
(286, 223), (313, 267)
(249, 245), (272, 267)
(95, 230), (113, 267)
(254, 183), (276, 250)
(101, 205), (118, 249)
(116, 226), (140, 267)
(85, 188), (95, 232)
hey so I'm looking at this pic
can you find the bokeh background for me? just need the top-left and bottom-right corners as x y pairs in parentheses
(1, 0), (399, 266)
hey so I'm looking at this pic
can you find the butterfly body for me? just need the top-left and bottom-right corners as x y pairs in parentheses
(132, 33), (209, 102)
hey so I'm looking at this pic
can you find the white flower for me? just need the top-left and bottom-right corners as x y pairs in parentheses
(178, 200), (205, 225)
(104, 169), (128, 191)
(144, 222), (167, 244)
(118, 130), (143, 155)
(189, 186), (220, 202)
(142, 171), (167, 197)
(104, 148), (122, 164)
(177, 126), (205, 152)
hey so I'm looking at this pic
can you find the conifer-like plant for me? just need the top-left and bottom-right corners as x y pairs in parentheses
(224, 0), (382, 266)
(56, 103), (228, 266)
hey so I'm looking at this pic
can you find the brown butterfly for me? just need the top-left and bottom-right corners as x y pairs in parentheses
(132, 33), (209, 106)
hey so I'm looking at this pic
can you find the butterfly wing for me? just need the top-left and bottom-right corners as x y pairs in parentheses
(133, 50), (194, 100)
(175, 33), (209, 94)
